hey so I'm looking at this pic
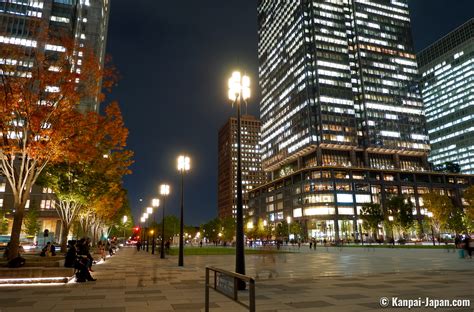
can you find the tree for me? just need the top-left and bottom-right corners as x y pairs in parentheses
(422, 193), (455, 242)
(360, 203), (384, 239)
(385, 196), (414, 238)
(462, 186), (474, 229)
(201, 218), (220, 242)
(220, 216), (235, 242)
(38, 103), (132, 251)
(0, 31), (108, 259)
(0, 211), (9, 234)
(23, 206), (41, 237)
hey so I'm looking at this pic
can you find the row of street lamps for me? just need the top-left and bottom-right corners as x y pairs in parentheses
(134, 70), (250, 278)
(139, 155), (190, 266)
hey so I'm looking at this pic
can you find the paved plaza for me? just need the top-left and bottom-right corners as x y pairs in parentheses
(0, 246), (472, 312)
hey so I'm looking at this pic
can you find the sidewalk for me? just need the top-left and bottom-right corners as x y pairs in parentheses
(0, 246), (472, 311)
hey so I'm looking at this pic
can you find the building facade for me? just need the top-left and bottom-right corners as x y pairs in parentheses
(218, 115), (265, 219)
(250, 0), (471, 240)
(418, 19), (474, 174)
(0, 0), (110, 240)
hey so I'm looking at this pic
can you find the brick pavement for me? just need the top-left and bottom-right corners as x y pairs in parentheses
(0, 246), (472, 312)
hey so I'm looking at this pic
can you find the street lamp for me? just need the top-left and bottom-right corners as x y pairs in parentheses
(357, 219), (364, 245)
(140, 216), (146, 250)
(122, 215), (128, 240)
(160, 184), (170, 259)
(146, 207), (153, 253)
(228, 70), (250, 288)
(388, 215), (395, 246)
(143, 212), (150, 251)
(151, 199), (160, 254)
(427, 212), (435, 246)
(177, 155), (191, 267)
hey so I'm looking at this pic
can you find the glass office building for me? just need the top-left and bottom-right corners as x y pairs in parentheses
(250, 0), (472, 240)
(0, 0), (110, 112)
(418, 19), (474, 174)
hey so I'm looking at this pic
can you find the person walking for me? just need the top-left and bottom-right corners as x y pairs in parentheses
(136, 240), (142, 251)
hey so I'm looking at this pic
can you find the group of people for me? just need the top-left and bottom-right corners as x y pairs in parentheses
(40, 242), (56, 257)
(64, 238), (97, 282)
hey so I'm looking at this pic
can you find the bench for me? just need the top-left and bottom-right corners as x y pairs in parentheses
(0, 267), (74, 283)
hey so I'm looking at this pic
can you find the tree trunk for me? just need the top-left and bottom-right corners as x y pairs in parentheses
(7, 201), (25, 260)
(60, 221), (71, 253)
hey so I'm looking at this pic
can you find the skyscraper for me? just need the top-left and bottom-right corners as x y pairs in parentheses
(259, 0), (428, 177)
(218, 115), (265, 219)
(250, 0), (472, 241)
(418, 19), (474, 174)
(0, 0), (110, 112)
(0, 0), (110, 240)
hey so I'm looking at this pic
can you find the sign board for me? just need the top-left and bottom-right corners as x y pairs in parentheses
(216, 272), (234, 297)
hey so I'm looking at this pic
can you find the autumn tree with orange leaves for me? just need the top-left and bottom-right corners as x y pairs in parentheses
(0, 29), (115, 260)
(39, 103), (132, 251)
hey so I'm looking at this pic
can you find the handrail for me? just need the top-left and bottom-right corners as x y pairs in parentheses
(205, 266), (255, 312)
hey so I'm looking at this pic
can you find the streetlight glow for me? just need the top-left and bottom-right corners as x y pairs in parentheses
(123, 215), (128, 223)
(263, 220), (267, 227)
(228, 71), (250, 101)
(143, 212), (148, 219)
(152, 198), (160, 207)
(160, 184), (170, 195)
(247, 221), (254, 229)
(388, 216), (394, 222)
(177, 155), (191, 171)
(146, 207), (153, 214)
(287, 216), (291, 224)
(140, 217), (145, 223)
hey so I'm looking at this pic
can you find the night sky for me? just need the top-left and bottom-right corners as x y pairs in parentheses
(105, 1), (474, 226)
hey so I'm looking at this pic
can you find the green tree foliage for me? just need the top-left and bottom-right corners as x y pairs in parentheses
(0, 211), (9, 234)
(462, 186), (474, 228)
(159, 215), (179, 241)
(422, 193), (455, 234)
(360, 203), (384, 238)
(385, 196), (414, 236)
(23, 206), (41, 237)
(275, 220), (289, 240)
(289, 221), (305, 239)
(220, 216), (235, 242)
(200, 218), (220, 242)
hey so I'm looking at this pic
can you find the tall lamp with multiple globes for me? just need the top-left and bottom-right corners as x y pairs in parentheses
(159, 184), (170, 259)
(140, 216), (146, 250)
(143, 212), (149, 251)
(151, 198), (160, 254)
(146, 207), (153, 252)
(228, 70), (250, 288)
(177, 155), (191, 267)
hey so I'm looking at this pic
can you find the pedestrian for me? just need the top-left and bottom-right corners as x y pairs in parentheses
(98, 241), (106, 261)
(165, 240), (170, 253)
(309, 241), (312, 249)
(200, 240), (203, 248)
(136, 240), (142, 251)
(463, 235), (472, 259)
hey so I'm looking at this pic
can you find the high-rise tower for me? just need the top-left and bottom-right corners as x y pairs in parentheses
(218, 115), (265, 219)
(250, 0), (472, 241)
(259, 0), (428, 177)
(418, 19), (474, 174)
(0, 0), (110, 112)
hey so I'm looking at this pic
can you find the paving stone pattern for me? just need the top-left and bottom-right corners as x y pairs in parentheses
(0, 246), (472, 311)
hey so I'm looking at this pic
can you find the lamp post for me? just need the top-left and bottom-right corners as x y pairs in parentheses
(122, 215), (128, 241)
(177, 155), (191, 267)
(160, 184), (170, 259)
(146, 207), (153, 253)
(140, 216), (146, 250)
(151, 199), (160, 254)
(143, 212), (149, 251)
(228, 71), (250, 288)
(427, 212), (435, 246)
(388, 215), (395, 246)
